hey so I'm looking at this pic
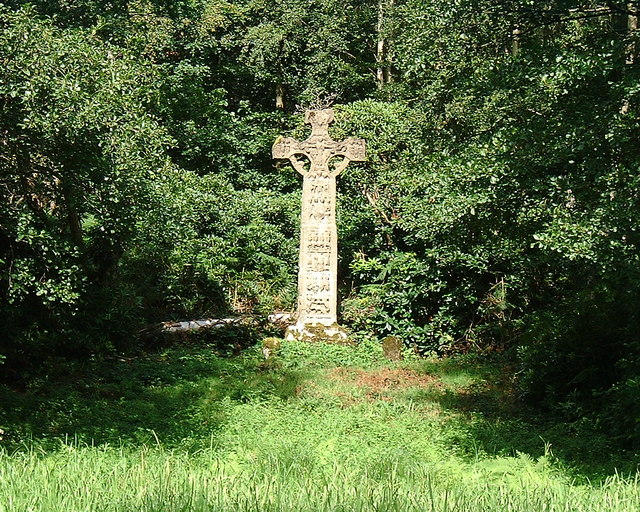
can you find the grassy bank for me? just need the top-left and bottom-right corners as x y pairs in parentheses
(1, 339), (638, 511)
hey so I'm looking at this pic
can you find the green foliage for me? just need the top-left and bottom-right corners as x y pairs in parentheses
(217, 0), (376, 107)
(333, 101), (525, 353)
(0, 5), (302, 371)
(3, 0), (640, 458)
(0, 6), (172, 368)
(324, 6), (640, 448)
(126, 169), (299, 318)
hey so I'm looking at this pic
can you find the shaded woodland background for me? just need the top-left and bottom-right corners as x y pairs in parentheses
(1, 0), (639, 448)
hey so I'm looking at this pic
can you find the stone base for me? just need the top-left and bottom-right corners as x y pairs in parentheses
(285, 322), (351, 343)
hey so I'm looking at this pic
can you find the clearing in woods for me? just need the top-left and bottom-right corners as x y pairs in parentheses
(0, 338), (638, 511)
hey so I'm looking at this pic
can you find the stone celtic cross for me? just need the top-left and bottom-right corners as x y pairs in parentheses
(273, 109), (366, 341)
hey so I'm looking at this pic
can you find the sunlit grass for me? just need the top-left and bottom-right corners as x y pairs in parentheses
(2, 444), (639, 512)
(1, 339), (639, 511)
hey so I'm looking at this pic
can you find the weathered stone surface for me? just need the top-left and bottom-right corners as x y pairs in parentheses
(261, 337), (282, 359)
(284, 322), (352, 343)
(273, 109), (365, 342)
(382, 335), (404, 361)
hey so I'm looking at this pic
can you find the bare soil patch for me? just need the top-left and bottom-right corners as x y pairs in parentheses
(328, 367), (441, 399)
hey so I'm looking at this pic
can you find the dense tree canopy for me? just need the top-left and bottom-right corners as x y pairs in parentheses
(1, 1), (640, 446)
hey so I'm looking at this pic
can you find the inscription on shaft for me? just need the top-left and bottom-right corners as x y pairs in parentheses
(272, 109), (366, 340)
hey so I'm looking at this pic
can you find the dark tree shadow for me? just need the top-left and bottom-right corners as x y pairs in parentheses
(0, 341), (304, 451)
(413, 356), (639, 481)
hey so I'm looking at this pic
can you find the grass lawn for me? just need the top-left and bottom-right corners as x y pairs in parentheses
(0, 338), (638, 511)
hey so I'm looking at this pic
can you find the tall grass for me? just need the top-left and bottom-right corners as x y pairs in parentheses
(1, 444), (639, 512)
(1, 339), (639, 511)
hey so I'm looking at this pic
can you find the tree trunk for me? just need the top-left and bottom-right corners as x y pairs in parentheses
(511, 26), (521, 57)
(376, 0), (394, 89)
(60, 180), (84, 250)
(275, 82), (285, 110)
(376, 0), (385, 89)
(627, 2), (638, 64)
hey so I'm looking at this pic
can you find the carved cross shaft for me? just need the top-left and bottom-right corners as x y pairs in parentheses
(273, 109), (366, 332)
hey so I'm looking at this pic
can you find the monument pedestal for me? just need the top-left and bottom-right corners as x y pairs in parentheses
(285, 322), (350, 343)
